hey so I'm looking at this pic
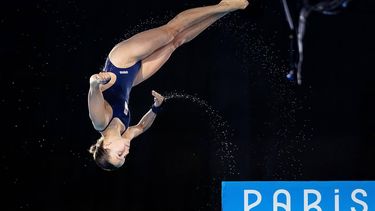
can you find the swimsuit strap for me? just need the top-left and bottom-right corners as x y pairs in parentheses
(98, 117), (114, 133)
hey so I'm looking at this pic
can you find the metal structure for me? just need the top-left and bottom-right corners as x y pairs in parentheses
(282, 0), (352, 84)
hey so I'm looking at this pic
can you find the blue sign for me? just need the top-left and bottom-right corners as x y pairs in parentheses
(222, 181), (375, 211)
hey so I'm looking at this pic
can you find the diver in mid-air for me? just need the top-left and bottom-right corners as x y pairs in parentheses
(87, 0), (249, 171)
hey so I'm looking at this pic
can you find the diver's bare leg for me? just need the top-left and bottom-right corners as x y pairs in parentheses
(108, 0), (248, 68)
(133, 12), (228, 86)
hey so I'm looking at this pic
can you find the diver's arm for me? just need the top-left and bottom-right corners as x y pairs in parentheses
(126, 90), (165, 139)
(88, 73), (111, 130)
(127, 110), (157, 139)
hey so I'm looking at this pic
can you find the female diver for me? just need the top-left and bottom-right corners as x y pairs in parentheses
(88, 0), (249, 171)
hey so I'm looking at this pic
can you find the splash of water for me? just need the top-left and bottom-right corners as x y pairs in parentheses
(165, 91), (240, 210)
(164, 92), (239, 178)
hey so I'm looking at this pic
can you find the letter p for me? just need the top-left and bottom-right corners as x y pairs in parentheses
(244, 190), (262, 211)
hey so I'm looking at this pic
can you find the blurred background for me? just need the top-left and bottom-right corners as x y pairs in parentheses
(1, 0), (374, 210)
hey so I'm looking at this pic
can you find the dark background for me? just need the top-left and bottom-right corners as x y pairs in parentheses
(1, 0), (374, 210)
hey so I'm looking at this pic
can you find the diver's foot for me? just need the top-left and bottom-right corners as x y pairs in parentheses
(219, 0), (249, 10)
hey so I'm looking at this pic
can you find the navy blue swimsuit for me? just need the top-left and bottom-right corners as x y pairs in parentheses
(99, 58), (142, 133)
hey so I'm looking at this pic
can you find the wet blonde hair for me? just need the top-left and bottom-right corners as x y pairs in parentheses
(89, 137), (118, 171)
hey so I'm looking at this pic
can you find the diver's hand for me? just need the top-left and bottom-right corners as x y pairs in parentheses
(152, 90), (165, 107)
(89, 72), (111, 86)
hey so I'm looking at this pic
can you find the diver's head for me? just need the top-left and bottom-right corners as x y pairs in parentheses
(89, 136), (130, 171)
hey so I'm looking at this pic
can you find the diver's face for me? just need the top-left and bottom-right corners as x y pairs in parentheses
(103, 137), (130, 167)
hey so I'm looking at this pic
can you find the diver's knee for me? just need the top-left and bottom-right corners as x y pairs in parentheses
(161, 25), (179, 41)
